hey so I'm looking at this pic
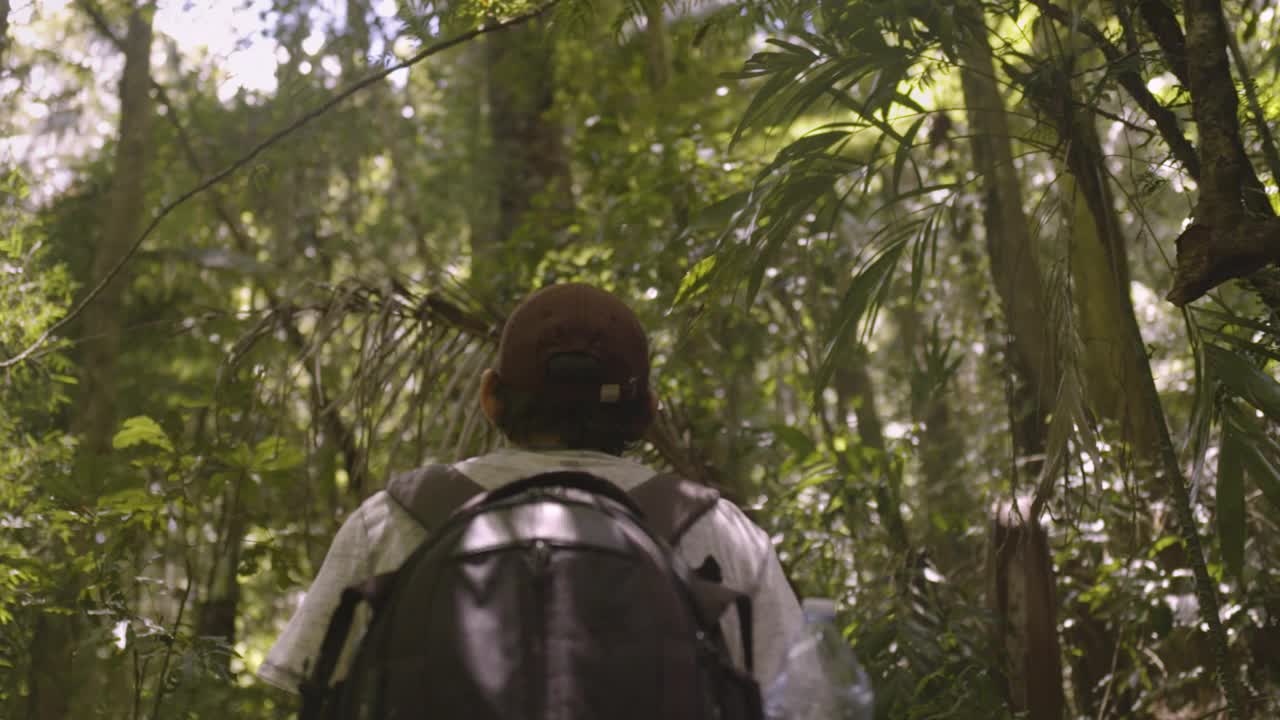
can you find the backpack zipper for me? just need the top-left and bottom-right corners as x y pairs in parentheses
(531, 538), (550, 719)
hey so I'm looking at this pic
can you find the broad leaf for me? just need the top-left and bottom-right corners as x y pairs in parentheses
(252, 437), (305, 473)
(1217, 413), (1247, 585)
(772, 424), (817, 459)
(814, 238), (908, 395)
(674, 254), (719, 306)
(1206, 344), (1280, 422)
(1226, 405), (1280, 513)
(112, 416), (174, 454)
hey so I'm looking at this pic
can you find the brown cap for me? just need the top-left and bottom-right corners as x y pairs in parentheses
(496, 283), (649, 404)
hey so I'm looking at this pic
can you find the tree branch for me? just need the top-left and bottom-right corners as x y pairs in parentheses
(1166, 218), (1280, 306)
(0, 1), (559, 369)
(1029, 0), (1201, 180)
(1166, 0), (1279, 308)
(1137, 0), (1189, 85)
(1225, 24), (1280, 193)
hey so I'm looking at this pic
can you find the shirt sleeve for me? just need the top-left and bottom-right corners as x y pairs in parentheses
(678, 499), (805, 687)
(256, 503), (376, 693)
(742, 536), (806, 685)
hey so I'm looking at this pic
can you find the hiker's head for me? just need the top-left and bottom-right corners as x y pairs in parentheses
(480, 283), (655, 455)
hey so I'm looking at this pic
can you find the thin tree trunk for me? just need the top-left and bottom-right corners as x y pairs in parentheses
(0, 0), (10, 67)
(836, 360), (884, 454)
(835, 358), (911, 553)
(892, 302), (969, 558)
(641, 0), (669, 91)
(196, 483), (245, 676)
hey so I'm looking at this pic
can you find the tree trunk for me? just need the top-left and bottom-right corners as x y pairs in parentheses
(475, 21), (572, 300)
(956, 4), (1059, 480)
(989, 500), (1064, 720)
(27, 7), (154, 720)
(641, 0), (669, 91)
(196, 486), (245, 677)
(25, 604), (76, 720)
(1019, 8), (1250, 715)
(1023, 21), (1163, 471)
(833, 355), (910, 552)
(74, 3), (154, 461)
(836, 361), (884, 454)
(884, 299), (972, 564)
(954, 5), (1065, 716)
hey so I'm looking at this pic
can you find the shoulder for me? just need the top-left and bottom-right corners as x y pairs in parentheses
(703, 497), (773, 556)
(676, 495), (774, 589)
(327, 490), (427, 571)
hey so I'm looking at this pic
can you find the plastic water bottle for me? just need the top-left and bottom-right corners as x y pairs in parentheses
(764, 598), (875, 720)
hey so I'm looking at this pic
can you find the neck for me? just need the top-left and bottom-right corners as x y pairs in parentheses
(510, 440), (618, 456)
(515, 435), (570, 451)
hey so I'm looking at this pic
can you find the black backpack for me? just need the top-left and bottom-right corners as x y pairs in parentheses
(299, 465), (764, 720)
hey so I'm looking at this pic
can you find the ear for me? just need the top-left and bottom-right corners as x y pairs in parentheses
(480, 368), (502, 425)
(635, 386), (658, 434)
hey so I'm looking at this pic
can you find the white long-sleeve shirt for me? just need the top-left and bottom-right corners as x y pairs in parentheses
(257, 448), (804, 693)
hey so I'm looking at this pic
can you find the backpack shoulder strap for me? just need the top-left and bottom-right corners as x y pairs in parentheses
(386, 463), (484, 534)
(628, 472), (721, 546)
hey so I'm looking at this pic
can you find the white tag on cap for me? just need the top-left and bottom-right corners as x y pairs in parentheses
(600, 384), (622, 403)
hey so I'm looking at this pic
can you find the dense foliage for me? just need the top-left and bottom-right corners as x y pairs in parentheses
(2, 0), (1280, 718)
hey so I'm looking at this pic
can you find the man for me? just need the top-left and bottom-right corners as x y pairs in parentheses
(257, 282), (805, 697)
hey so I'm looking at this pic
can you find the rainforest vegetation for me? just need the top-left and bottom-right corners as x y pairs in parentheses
(2, 0), (1280, 717)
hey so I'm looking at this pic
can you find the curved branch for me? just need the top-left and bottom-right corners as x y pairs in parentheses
(1137, 0), (1189, 85)
(0, 2), (559, 369)
(1028, 0), (1201, 179)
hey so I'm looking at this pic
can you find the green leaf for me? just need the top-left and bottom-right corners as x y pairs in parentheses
(772, 425), (817, 458)
(1206, 344), (1280, 422)
(891, 115), (928, 196)
(689, 190), (753, 232)
(1194, 306), (1280, 339)
(1199, 327), (1280, 365)
(111, 416), (174, 454)
(252, 437), (304, 472)
(763, 38), (818, 61)
(1187, 343), (1220, 499)
(1217, 418), (1247, 584)
(814, 238), (908, 395)
(674, 254), (719, 306)
(1226, 405), (1280, 513)
(1149, 535), (1183, 557)
(97, 487), (163, 516)
(772, 130), (853, 167)
(865, 58), (911, 118)
(220, 437), (304, 473)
